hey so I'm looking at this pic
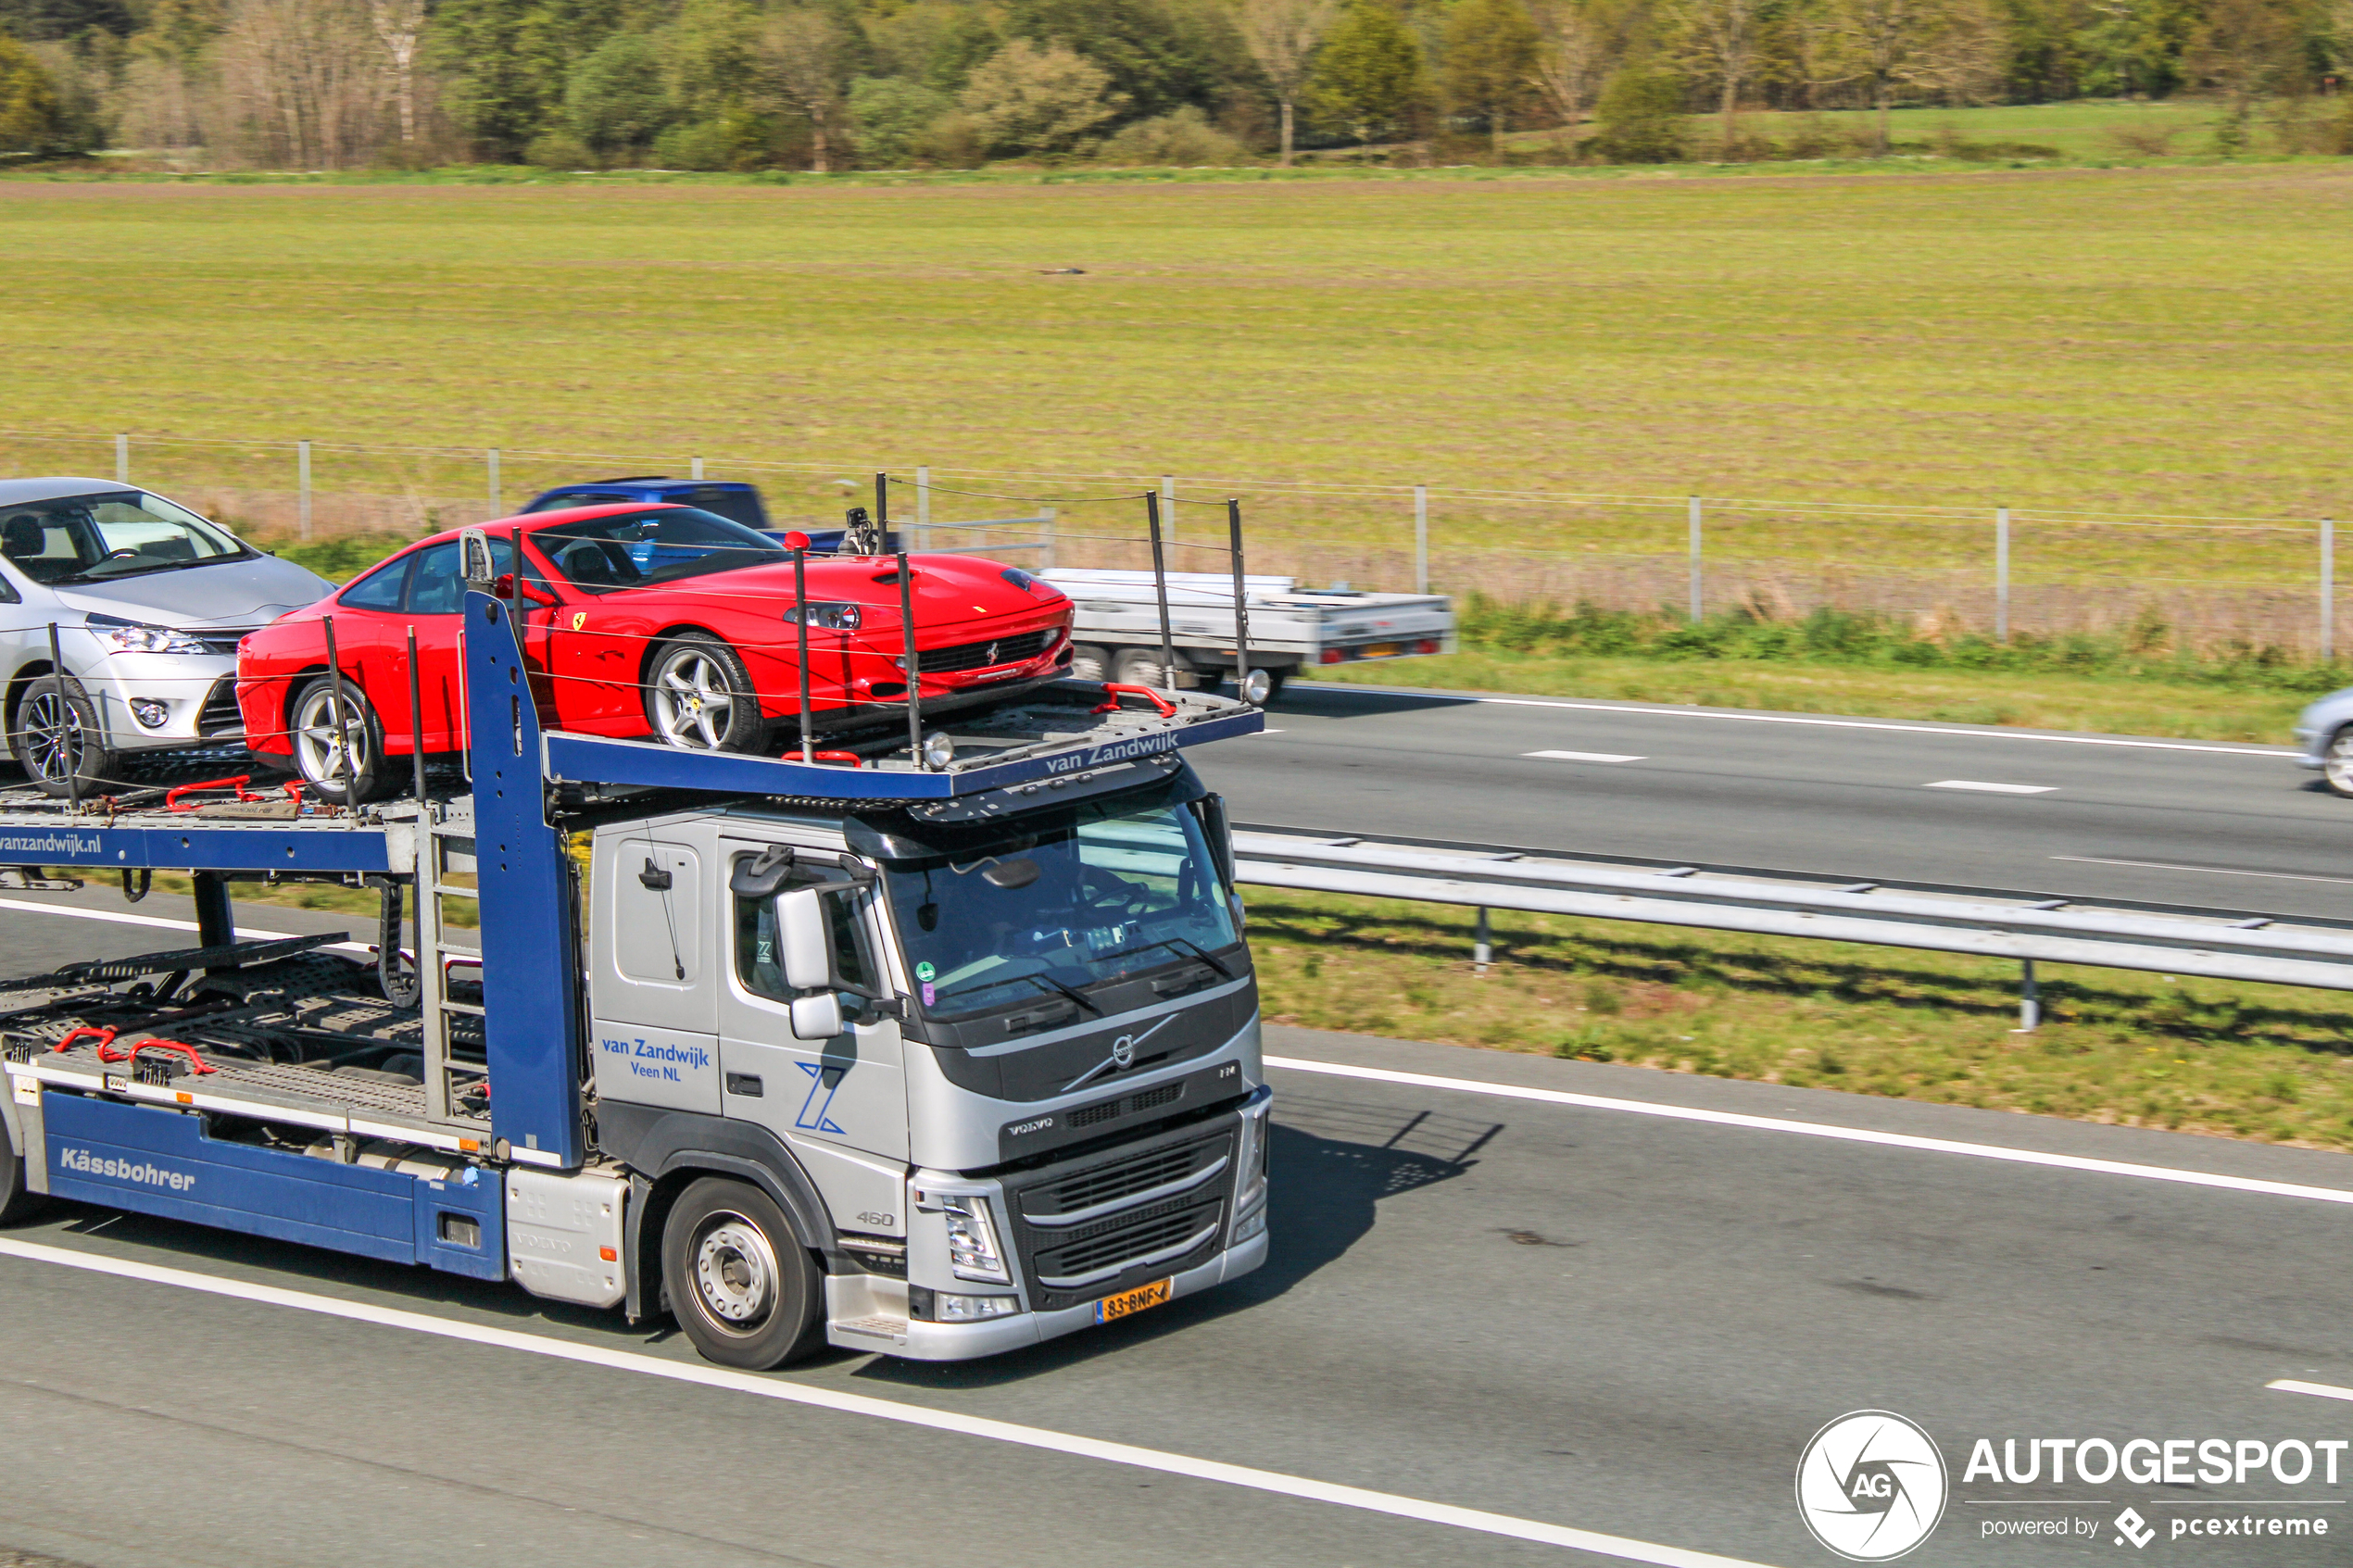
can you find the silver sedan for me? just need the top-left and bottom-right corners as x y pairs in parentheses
(0, 477), (333, 797)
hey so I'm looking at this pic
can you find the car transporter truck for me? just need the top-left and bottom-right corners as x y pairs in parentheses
(0, 533), (1272, 1368)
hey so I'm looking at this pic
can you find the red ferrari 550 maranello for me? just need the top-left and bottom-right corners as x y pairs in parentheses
(237, 503), (1074, 801)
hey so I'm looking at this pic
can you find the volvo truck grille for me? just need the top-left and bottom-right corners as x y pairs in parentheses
(1005, 1120), (1237, 1311)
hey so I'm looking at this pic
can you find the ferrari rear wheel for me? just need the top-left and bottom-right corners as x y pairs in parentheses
(644, 633), (771, 754)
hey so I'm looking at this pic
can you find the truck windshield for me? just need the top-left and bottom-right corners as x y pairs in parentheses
(880, 796), (1239, 1021)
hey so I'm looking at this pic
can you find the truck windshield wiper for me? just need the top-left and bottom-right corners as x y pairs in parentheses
(1112, 935), (1231, 979)
(1017, 970), (1105, 1015)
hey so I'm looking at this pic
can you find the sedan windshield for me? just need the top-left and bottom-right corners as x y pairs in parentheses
(531, 508), (784, 593)
(0, 491), (249, 585)
(881, 794), (1239, 1021)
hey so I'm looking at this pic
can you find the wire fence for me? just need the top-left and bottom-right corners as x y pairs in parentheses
(4, 425), (2347, 656)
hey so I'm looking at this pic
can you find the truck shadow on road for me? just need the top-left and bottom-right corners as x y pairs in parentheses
(1270, 684), (1480, 721)
(851, 1096), (1502, 1389)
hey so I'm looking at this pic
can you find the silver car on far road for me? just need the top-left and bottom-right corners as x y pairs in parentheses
(0, 477), (334, 797)
(2293, 688), (2353, 796)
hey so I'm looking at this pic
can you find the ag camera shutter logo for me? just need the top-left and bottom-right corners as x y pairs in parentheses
(1795, 1410), (1949, 1562)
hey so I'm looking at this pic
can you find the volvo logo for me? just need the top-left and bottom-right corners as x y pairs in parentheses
(1061, 1014), (1177, 1095)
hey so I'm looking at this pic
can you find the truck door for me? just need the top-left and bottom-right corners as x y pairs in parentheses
(719, 843), (909, 1232)
(588, 828), (721, 1114)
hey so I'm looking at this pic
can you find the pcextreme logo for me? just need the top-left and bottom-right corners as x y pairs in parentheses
(1796, 1411), (1951, 1562)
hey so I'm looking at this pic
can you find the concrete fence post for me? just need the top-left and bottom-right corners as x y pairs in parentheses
(1162, 475), (1176, 548)
(691, 457), (704, 481)
(487, 448), (501, 515)
(1688, 496), (1703, 623)
(114, 433), (129, 484)
(1996, 507), (2011, 644)
(1040, 506), (1057, 570)
(297, 441), (312, 543)
(917, 465), (931, 551)
(2323, 518), (2335, 662)
(1414, 484), (1428, 596)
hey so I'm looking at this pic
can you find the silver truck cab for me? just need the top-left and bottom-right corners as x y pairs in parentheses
(585, 762), (1270, 1360)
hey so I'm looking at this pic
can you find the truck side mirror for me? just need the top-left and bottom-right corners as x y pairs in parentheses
(776, 886), (835, 991)
(789, 992), (842, 1041)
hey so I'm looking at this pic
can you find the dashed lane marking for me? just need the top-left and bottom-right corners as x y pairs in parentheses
(1923, 780), (2056, 795)
(1525, 750), (1646, 764)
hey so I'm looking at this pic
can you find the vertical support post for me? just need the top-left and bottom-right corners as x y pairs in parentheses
(2017, 958), (2039, 1033)
(1040, 506), (1057, 570)
(1474, 907), (1491, 973)
(691, 457), (704, 482)
(486, 448), (501, 515)
(1687, 495), (1703, 624)
(1146, 491), (1176, 689)
(2322, 518), (2335, 662)
(1996, 506), (2011, 644)
(192, 872), (236, 972)
(45, 621), (78, 814)
(321, 614), (353, 802)
(898, 551), (925, 766)
(792, 546), (814, 763)
(1414, 483), (1428, 596)
(1227, 498), (1252, 700)
(916, 464), (931, 551)
(113, 433), (129, 484)
(297, 440), (312, 543)
(875, 471), (889, 550)
(406, 626), (427, 804)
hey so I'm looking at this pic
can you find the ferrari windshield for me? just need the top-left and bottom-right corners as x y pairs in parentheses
(530, 507), (785, 593)
(881, 794), (1239, 1021)
(0, 491), (249, 584)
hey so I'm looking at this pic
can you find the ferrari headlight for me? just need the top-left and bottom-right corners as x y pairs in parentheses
(938, 1193), (1010, 1285)
(784, 601), (862, 632)
(92, 620), (210, 656)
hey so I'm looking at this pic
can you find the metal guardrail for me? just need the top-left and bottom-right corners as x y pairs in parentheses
(1230, 829), (2353, 1029)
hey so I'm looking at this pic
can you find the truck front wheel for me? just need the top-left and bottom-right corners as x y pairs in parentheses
(660, 1176), (824, 1369)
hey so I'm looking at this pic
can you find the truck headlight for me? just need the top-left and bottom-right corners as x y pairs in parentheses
(93, 620), (210, 656)
(784, 601), (862, 632)
(937, 1292), (1019, 1321)
(939, 1194), (1011, 1284)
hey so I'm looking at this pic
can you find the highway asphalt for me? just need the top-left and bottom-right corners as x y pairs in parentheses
(2, 893), (2351, 1566)
(1195, 682), (2351, 920)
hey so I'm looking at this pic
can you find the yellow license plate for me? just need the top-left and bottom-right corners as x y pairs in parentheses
(1095, 1277), (1173, 1323)
(1358, 642), (1401, 659)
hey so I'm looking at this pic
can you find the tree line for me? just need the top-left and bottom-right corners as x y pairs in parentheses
(0, 0), (2344, 169)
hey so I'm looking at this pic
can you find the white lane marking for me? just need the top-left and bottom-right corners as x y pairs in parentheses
(1923, 780), (2057, 795)
(0, 897), (373, 956)
(2053, 856), (2353, 887)
(1265, 1057), (2353, 1208)
(1526, 750), (1646, 764)
(1300, 686), (2289, 757)
(2269, 1379), (2353, 1403)
(0, 1238), (1773, 1568)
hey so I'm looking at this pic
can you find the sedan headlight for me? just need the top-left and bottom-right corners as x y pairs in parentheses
(937, 1193), (1011, 1285)
(784, 601), (862, 632)
(91, 619), (210, 656)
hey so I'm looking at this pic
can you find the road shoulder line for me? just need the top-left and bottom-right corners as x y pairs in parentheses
(0, 1237), (1773, 1568)
(1266, 1056), (2353, 1208)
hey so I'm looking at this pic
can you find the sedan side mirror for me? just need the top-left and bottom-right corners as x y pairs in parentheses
(790, 993), (842, 1041)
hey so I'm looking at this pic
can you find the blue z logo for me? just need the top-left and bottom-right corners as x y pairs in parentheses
(795, 1061), (846, 1135)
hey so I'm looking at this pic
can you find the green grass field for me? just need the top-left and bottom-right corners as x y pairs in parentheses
(2, 153), (2351, 554)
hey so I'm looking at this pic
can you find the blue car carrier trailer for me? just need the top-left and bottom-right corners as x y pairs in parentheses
(0, 542), (1271, 1369)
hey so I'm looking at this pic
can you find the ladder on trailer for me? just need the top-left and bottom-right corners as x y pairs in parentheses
(415, 799), (491, 1131)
